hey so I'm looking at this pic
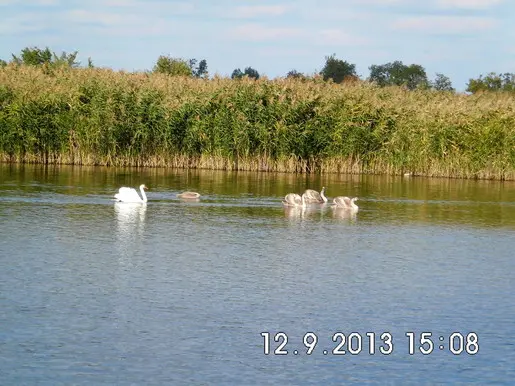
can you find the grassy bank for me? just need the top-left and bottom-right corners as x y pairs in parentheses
(1, 65), (514, 179)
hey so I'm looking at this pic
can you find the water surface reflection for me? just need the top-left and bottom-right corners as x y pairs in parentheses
(0, 163), (514, 384)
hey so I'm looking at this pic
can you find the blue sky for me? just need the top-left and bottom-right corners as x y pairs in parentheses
(1, 0), (513, 90)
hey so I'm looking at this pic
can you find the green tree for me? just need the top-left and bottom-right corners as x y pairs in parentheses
(286, 69), (305, 79)
(320, 54), (357, 84)
(52, 50), (80, 67)
(10, 46), (79, 68)
(231, 66), (259, 80)
(189, 58), (208, 78)
(153, 55), (192, 76)
(466, 72), (515, 93)
(368, 61), (428, 90)
(12, 46), (52, 65)
(431, 73), (454, 91)
(286, 69), (301, 78)
(0, 59), (6, 67)
(231, 68), (243, 79)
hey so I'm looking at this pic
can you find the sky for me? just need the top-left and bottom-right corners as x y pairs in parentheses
(0, 0), (513, 91)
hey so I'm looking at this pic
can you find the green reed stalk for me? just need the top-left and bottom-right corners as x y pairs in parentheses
(0, 65), (514, 179)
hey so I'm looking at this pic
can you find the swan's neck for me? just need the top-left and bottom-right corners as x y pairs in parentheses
(350, 198), (358, 210)
(320, 188), (327, 203)
(140, 186), (148, 202)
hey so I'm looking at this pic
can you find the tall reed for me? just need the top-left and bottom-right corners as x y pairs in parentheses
(0, 65), (514, 179)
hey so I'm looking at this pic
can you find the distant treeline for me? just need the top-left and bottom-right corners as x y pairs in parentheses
(2, 46), (515, 94)
(0, 47), (514, 180)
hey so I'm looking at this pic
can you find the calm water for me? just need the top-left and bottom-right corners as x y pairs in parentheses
(0, 163), (514, 385)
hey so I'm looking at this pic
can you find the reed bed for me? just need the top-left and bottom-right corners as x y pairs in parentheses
(1, 65), (514, 179)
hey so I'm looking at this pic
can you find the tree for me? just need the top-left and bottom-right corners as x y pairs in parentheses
(10, 46), (79, 68)
(0, 59), (6, 67)
(466, 72), (515, 93)
(231, 66), (260, 80)
(188, 58), (209, 78)
(286, 69), (305, 79)
(368, 61), (428, 90)
(52, 50), (80, 67)
(320, 54), (357, 84)
(153, 55), (192, 76)
(231, 68), (244, 79)
(243, 66), (259, 80)
(12, 46), (52, 65)
(431, 73), (454, 91)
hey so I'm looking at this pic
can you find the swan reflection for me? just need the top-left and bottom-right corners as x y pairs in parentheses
(283, 205), (324, 220)
(284, 205), (306, 219)
(114, 202), (147, 237)
(332, 206), (357, 221)
(178, 197), (200, 203)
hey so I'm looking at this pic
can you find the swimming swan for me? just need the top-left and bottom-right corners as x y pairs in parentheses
(282, 192), (308, 208)
(332, 196), (359, 212)
(177, 191), (201, 199)
(114, 184), (148, 203)
(304, 187), (328, 204)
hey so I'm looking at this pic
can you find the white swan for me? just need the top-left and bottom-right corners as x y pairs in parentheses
(114, 184), (148, 203)
(304, 187), (328, 204)
(332, 196), (359, 212)
(177, 191), (200, 199)
(282, 192), (308, 208)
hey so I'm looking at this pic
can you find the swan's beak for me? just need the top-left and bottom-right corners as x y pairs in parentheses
(144, 186), (148, 190)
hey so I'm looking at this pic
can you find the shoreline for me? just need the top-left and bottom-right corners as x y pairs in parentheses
(1, 157), (513, 181)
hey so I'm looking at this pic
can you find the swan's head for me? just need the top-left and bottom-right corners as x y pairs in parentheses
(140, 184), (148, 190)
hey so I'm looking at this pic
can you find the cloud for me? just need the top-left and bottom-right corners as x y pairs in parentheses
(297, 6), (370, 22)
(434, 0), (504, 9)
(64, 9), (136, 26)
(352, 0), (405, 3)
(33, 0), (59, 5)
(0, 12), (53, 34)
(392, 15), (497, 33)
(0, 0), (58, 4)
(229, 23), (304, 41)
(230, 5), (289, 18)
(257, 47), (313, 57)
(56, 5), (195, 37)
(97, 0), (143, 6)
(228, 24), (370, 46)
(317, 29), (370, 46)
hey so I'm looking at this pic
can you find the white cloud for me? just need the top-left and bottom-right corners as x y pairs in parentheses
(33, 0), (59, 5)
(257, 47), (312, 57)
(98, 0), (142, 6)
(434, 0), (504, 9)
(230, 23), (304, 41)
(64, 9), (134, 26)
(230, 5), (289, 18)
(317, 29), (370, 46)
(56, 8), (188, 37)
(353, 0), (405, 3)
(297, 6), (370, 22)
(392, 15), (497, 33)
(0, 12), (50, 34)
(0, 0), (58, 4)
(78, 0), (194, 14)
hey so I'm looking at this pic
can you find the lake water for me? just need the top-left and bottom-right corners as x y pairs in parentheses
(0, 163), (514, 385)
